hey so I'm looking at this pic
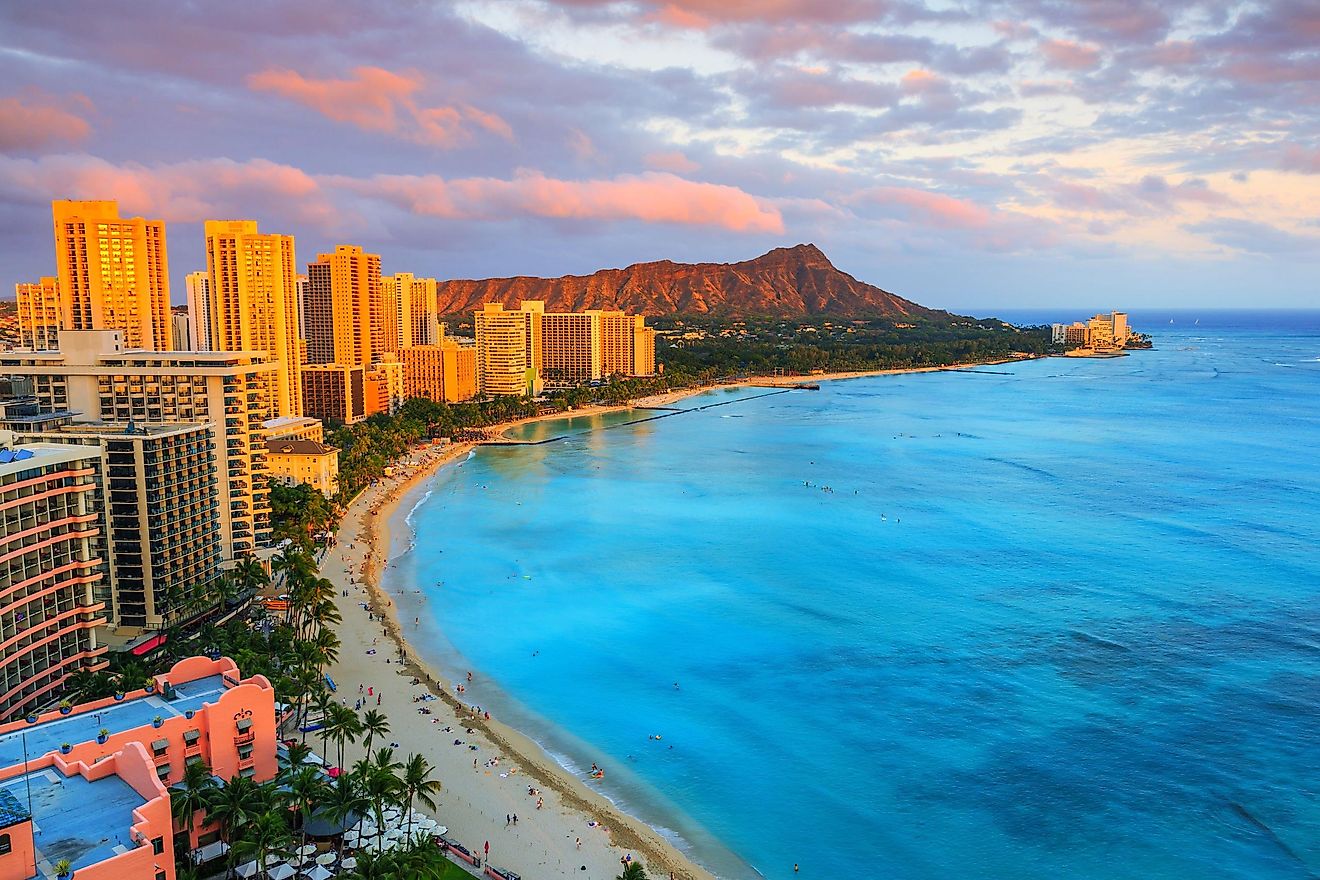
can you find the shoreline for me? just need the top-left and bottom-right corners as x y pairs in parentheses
(321, 354), (1041, 880)
(324, 442), (719, 880)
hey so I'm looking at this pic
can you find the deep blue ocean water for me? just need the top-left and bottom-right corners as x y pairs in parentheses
(387, 311), (1320, 880)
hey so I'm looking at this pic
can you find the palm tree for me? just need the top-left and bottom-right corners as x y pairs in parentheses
(361, 710), (390, 755)
(324, 773), (369, 860)
(233, 809), (293, 875)
(324, 703), (362, 769)
(616, 861), (648, 880)
(206, 775), (267, 865)
(169, 760), (218, 847)
(400, 753), (442, 842)
(280, 741), (314, 779)
(285, 765), (331, 854)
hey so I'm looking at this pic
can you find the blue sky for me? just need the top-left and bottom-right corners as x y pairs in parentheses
(1, 0), (1317, 311)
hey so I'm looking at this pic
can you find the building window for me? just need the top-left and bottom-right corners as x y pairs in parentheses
(0, 834), (9, 855)
(153, 837), (165, 855)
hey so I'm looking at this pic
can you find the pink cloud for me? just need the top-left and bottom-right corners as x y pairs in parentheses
(247, 66), (512, 148)
(645, 151), (701, 173)
(338, 170), (784, 233)
(1281, 145), (1320, 174)
(0, 89), (93, 153)
(0, 154), (340, 230)
(852, 186), (991, 230)
(1040, 38), (1103, 71)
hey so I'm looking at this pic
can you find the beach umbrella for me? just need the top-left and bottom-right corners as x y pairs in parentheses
(265, 854), (283, 867)
(236, 861), (260, 879)
(435, 825), (447, 836)
(304, 866), (334, 880)
(316, 852), (337, 866)
(340, 857), (358, 871)
(297, 844), (318, 858)
(266, 864), (296, 880)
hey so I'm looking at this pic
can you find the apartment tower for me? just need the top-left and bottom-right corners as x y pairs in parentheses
(474, 302), (543, 396)
(303, 245), (383, 367)
(383, 273), (442, 348)
(15, 277), (61, 350)
(51, 200), (171, 350)
(185, 270), (212, 352)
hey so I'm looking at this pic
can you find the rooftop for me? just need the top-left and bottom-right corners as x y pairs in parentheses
(0, 675), (226, 770)
(265, 439), (339, 456)
(0, 442), (99, 479)
(2, 766), (145, 875)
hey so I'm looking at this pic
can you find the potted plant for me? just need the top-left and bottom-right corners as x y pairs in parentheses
(152, 715), (164, 728)
(58, 699), (73, 715)
(54, 858), (72, 879)
(184, 709), (195, 719)
(60, 743), (72, 755)
(25, 713), (37, 724)
(96, 728), (110, 745)
(144, 680), (156, 693)
(113, 692), (125, 701)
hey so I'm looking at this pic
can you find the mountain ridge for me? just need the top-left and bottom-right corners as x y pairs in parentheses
(434, 244), (948, 319)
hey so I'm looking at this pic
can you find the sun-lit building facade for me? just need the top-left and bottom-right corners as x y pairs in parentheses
(303, 245), (383, 368)
(402, 338), (477, 403)
(474, 301), (544, 396)
(14, 276), (61, 351)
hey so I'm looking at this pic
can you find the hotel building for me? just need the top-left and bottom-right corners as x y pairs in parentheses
(17, 415), (221, 632)
(49, 200), (172, 351)
(402, 339), (477, 403)
(14, 277), (60, 351)
(303, 245), (383, 368)
(265, 438), (340, 498)
(0, 331), (276, 562)
(171, 313), (191, 351)
(301, 363), (368, 425)
(0, 655), (280, 879)
(203, 221), (303, 420)
(383, 273), (442, 349)
(474, 302), (544, 396)
(0, 440), (108, 720)
(542, 312), (602, 384)
(184, 271), (212, 352)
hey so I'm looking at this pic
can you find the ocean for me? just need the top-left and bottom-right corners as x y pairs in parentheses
(385, 310), (1320, 880)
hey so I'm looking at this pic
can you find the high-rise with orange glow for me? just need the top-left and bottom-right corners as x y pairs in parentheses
(203, 221), (303, 418)
(51, 200), (171, 351)
(383, 272), (442, 349)
(15, 276), (61, 350)
(304, 245), (383, 367)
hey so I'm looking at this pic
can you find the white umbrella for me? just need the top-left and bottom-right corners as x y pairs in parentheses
(340, 857), (358, 871)
(266, 864), (296, 880)
(304, 866), (333, 880)
(236, 862), (261, 879)
(316, 852), (337, 866)
(265, 854), (284, 867)
(297, 844), (318, 858)
(435, 825), (447, 836)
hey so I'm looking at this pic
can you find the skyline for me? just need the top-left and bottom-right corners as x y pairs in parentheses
(1, 1), (1318, 311)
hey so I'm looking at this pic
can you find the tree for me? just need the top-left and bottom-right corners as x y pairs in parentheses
(617, 861), (649, 880)
(324, 703), (363, 769)
(361, 709), (390, 755)
(169, 760), (219, 843)
(400, 753), (442, 842)
(233, 809), (293, 875)
(324, 773), (369, 860)
(206, 774), (268, 865)
(285, 765), (331, 854)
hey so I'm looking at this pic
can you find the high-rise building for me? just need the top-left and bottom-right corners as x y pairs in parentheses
(365, 357), (404, 416)
(19, 417), (221, 631)
(381, 276), (401, 355)
(542, 312), (602, 383)
(0, 331), (277, 562)
(402, 339), (477, 403)
(303, 245), (383, 367)
(185, 270), (212, 351)
(474, 301), (543, 396)
(204, 221), (303, 419)
(0, 438), (108, 719)
(383, 273), (442, 348)
(171, 313), (191, 351)
(633, 316), (657, 377)
(51, 200), (171, 351)
(301, 363), (368, 425)
(15, 276), (61, 350)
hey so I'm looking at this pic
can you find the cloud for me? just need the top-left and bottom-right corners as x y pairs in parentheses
(1187, 218), (1320, 255)
(645, 151), (701, 173)
(1040, 39), (1102, 71)
(247, 66), (512, 147)
(337, 169), (784, 233)
(0, 89), (93, 153)
(849, 186), (991, 229)
(1281, 144), (1320, 174)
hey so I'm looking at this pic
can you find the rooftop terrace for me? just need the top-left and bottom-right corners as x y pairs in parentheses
(0, 675), (226, 770)
(1, 766), (144, 877)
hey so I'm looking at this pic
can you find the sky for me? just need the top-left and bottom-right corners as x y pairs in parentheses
(0, 0), (1317, 312)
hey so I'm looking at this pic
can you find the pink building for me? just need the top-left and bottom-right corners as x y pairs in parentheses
(0, 656), (279, 879)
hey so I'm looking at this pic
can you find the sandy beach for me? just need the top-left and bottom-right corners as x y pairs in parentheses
(322, 440), (717, 880)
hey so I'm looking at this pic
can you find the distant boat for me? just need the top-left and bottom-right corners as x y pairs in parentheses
(1195, 319), (1200, 325)
(1169, 319), (1175, 324)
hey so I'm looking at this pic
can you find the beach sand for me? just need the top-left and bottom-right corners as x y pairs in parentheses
(322, 441), (716, 880)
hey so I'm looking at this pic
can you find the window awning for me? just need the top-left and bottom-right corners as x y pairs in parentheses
(151, 738), (169, 751)
(183, 729), (201, 743)
(236, 718), (253, 732)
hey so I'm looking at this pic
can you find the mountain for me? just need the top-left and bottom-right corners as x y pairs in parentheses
(433, 244), (947, 319)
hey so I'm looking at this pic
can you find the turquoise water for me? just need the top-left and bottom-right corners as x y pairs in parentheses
(389, 312), (1320, 880)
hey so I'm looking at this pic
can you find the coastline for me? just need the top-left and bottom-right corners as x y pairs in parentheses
(323, 441), (719, 880)
(321, 354), (1041, 880)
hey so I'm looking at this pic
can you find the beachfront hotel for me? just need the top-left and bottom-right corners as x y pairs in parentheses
(402, 338), (478, 403)
(382, 272), (444, 350)
(0, 330), (277, 562)
(1053, 311), (1133, 352)
(475, 302), (545, 396)
(13, 278), (60, 352)
(0, 655), (280, 879)
(301, 363), (369, 425)
(203, 221), (304, 420)
(303, 245), (384, 369)
(265, 437), (340, 498)
(41, 201), (172, 352)
(183, 271), (212, 352)
(0, 439), (108, 720)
